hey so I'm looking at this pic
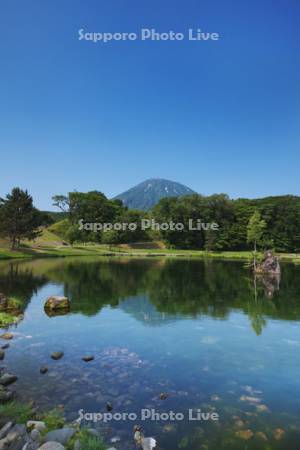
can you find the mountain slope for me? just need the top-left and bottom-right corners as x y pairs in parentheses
(114, 178), (196, 210)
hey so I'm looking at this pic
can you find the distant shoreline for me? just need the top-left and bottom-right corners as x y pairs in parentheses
(1, 244), (299, 264)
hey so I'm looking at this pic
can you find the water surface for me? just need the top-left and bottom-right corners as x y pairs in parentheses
(1, 257), (300, 449)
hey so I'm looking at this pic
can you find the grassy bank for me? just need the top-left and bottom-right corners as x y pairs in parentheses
(1, 231), (299, 262)
(1, 242), (300, 263)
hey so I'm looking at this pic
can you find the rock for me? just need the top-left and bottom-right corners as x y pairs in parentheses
(0, 385), (13, 403)
(142, 437), (157, 450)
(82, 356), (94, 362)
(255, 431), (268, 441)
(163, 424), (177, 433)
(30, 429), (41, 442)
(239, 395), (261, 403)
(134, 430), (143, 446)
(110, 436), (120, 443)
(40, 367), (48, 374)
(0, 350), (4, 361)
(256, 250), (281, 275)
(159, 392), (168, 400)
(256, 404), (269, 413)
(44, 428), (76, 445)
(0, 422), (13, 439)
(27, 422), (47, 433)
(3, 424), (27, 448)
(235, 429), (254, 440)
(73, 439), (81, 450)
(273, 428), (285, 440)
(38, 443), (66, 450)
(1, 344), (9, 350)
(106, 402), (113, 412)
(0, 333), (13, 340)
(0, 373), (18, 386)
(51, 352), (64, 360)
(234, 420), (244, 428)
(107, 448), (117, 450)
(44, 297), (70, 312)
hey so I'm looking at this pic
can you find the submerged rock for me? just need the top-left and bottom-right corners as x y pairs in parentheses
(0, 333), (13, 340)
(51, 352), (64, 360)
(40, 367), (49, 374)
(239, 395), (261, 404)
(106, 402), (113, 411)
(255, 431), (268, 441)
(82, 356), (94, 362)
(159, 392), (168, 400)
(0, 350), (5, 360)
(256, 404), (269, 413)
(235, 429), (254, 440)
(273, 428), (285, 440)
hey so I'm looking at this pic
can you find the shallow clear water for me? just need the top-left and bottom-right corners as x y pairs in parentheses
(1, 257), (300, 449)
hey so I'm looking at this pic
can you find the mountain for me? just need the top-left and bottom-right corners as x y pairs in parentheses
(114, 178), (196, 210)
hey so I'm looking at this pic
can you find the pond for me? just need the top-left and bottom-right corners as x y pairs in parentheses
(0, 257), (300, 449)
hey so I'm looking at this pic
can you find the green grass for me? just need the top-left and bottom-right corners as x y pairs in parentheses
(41, 407), (65, 431)
(68, 429), (107, 450)
(1, 230), (300, 262)
(0, 312), (20, 327)
(0, 401), (34, 423)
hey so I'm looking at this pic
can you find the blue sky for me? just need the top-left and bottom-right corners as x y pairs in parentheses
(1, 0), (299, 210)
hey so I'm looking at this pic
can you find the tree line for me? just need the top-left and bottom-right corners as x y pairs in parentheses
(1, 187), (300, 252)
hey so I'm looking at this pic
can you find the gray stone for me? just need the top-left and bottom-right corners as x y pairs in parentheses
(26, 422), (46, 433)
(0, 373), (18, 386)
(0, 424), (27, 450)
(0, 388), (13, 403)
(0, 351), (5, 361)
(30, 429), (41, 442)
(82, 356), (94, 362)
(73, 440), (81, 450)
(51, 352), (64, 361)
(44, 428), (75, 445)
(0, 422), (13, 440)
(38, 443), (65, 450)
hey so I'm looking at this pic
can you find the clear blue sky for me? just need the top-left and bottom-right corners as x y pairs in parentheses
(1, 0), (299, 210)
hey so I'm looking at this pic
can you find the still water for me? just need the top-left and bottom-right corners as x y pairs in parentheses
(0, 257), (300, 449)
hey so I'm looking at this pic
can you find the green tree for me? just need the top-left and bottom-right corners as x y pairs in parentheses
(0, 188), (43, 249)
(247, 210), (267, 269)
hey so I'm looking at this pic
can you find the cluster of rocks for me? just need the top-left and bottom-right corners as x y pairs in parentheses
(0, 333), (18, 405)
(0, 421), (120, 450)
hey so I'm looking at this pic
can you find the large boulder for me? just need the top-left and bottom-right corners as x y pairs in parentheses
(44, 297), (70, 315)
